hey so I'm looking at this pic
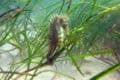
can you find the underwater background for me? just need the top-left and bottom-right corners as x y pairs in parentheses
(0, 0), (120, 80)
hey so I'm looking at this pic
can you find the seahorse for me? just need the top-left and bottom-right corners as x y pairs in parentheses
(46, 15), (69, 64)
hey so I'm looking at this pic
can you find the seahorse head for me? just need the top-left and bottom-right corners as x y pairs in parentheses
(56, 15), (68, 28)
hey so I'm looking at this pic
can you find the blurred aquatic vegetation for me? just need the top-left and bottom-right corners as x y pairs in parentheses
(0, 0), (120, 80)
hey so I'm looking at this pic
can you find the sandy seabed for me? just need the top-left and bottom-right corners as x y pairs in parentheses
(0, 43), (119, 80)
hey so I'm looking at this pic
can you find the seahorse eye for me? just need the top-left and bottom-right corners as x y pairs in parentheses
(59, 18), (67, 27)
(59, 18), (64, 24)
(62, 22), (67, 27)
